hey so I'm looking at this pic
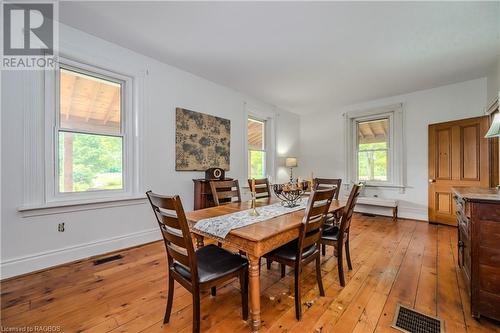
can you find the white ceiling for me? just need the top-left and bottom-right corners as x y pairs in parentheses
(59, 1), (500, 115)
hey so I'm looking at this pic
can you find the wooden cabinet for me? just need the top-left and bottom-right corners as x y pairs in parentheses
(193, 178), (233, 210)
(453, 187), (500, 321)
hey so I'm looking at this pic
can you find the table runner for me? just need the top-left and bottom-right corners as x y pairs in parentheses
(193, 200), (308, 239)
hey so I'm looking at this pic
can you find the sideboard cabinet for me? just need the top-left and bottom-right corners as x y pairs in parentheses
(193, 178), (233, 210)
(453, 187), (500, 321)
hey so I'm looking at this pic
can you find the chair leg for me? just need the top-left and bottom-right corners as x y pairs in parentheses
(281, 264), (286, 278)
(240, 269), (249, 320)
(345, 239), (353, 270)
(294, 265), (302, 321)
(211, 286), (216, 296)
(192, 288), (201, 333)
(337, 245), (345, 287)
(266, 259), (272, 270)
(315, 255), (325, 296)
(321, 243), (326, 256)
(163, 274), (174, 324)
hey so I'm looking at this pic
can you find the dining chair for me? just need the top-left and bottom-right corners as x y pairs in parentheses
(146, 191), (249, 333)
(313, 178), (342, 199)
(264, 188), (335, 320)
(210, 180), (242, 206)
(247, 178), (271, 199)
(313, 178), (342, 255)
(320, 184), (361, 287)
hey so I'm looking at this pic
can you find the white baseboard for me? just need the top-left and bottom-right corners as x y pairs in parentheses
(355, 204), (428, 221)
(0, 228), (161, 280)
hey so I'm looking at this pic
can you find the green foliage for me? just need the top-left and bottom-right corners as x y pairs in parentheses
(59, 132), (123, 192)
(358, 142), (388, 181)
(249, 150), (266, 179)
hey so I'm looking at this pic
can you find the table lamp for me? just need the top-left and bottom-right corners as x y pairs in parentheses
(285, 157), (298, 183)
(485, 113), (500, 138)
(485, 111), (500, 189)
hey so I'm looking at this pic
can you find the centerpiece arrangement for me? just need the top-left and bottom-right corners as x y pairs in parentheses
(273, 180), (310, 208)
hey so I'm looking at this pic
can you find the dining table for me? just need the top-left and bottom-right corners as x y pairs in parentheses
(185, 197), (346, 332)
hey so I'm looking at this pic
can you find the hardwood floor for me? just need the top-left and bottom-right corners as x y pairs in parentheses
(2, 215), (499, 333)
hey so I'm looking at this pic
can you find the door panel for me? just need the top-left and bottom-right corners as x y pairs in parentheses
(436, 128), (452, 179)
(461, 124), (480, 180)
(436, 192), (452, 214)
(428, 116), (491, 226)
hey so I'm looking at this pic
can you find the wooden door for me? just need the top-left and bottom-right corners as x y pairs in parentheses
(428, 116), (491, 225)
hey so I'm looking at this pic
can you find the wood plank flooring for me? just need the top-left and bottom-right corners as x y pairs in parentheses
(2, 215), (500, 332)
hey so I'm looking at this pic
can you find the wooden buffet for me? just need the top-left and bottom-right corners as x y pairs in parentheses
(453, 187), (500, 321)
(192, 178), (233, 210)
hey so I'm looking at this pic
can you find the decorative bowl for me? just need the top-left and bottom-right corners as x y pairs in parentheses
(273, 181), (309, 208)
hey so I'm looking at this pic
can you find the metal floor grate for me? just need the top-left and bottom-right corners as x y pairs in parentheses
(93, 254), (123, 266)
(392, 304), (444, 333)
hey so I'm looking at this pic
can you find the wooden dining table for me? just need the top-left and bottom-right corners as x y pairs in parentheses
(185, 197), (346, 332)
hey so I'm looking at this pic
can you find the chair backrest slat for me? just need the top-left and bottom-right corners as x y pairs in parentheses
(158, 211), (182, 229)
(302, 229), (321, 248)
(147, 194), (177, 211)
(248, 178), (271, 198)
(297, 188), (335, 257)
(308, 203), (329, 219)
(313, 178), (342, 200)
(215, 190), (240, 199)
(167, 244), (191, 267)
(146, 191), (198, 279)
(162, 226), (186, 248)
(210, 180), (242, 206)
(338, 184), (362, 239)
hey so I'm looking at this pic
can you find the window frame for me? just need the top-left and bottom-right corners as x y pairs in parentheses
(345, 104), (405, 188)
(45, 56), (136, 203)
(247, 116), (267, 179)
(244, 105), (276, 183)
(354, 114), (393, 185)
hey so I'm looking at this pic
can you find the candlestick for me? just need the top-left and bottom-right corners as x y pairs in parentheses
(249, 191), (260, 216)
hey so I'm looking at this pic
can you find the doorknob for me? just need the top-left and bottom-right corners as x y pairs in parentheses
(429, 179), (436, 183)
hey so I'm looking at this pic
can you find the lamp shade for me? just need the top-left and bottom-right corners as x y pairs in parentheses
(285, 157), (298, 168)
(485, 113), (500, 138)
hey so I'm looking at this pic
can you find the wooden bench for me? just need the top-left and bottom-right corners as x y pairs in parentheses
(356, 197), (398, 221)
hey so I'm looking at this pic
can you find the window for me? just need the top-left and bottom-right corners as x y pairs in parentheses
(357, 118), (389, 182)
(42, 56), (139, 205)
(58, 67), (124, 193)
(248, 117), (266, 178)
(345, 104), (405, 188)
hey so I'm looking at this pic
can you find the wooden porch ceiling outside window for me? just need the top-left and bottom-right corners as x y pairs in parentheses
(60, 68), (121, 134)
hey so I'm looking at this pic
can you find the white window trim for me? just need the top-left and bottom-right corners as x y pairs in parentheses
(42, 56), (142, 206)
(244, 103), (277, 184)
(345, 104), (405, 189)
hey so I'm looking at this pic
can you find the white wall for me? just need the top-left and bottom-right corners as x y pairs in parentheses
(0, 25), (300, 278)
(299, 78), (488, 221)
(486, 56), (500, 103)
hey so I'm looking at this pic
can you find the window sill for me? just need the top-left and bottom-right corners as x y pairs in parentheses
(18, 195), (147, 217)
(361, 184), (406, 189)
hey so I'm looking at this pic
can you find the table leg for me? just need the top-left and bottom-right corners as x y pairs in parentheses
(248, 255), (261, 332)
(195, 235), (204, 249)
